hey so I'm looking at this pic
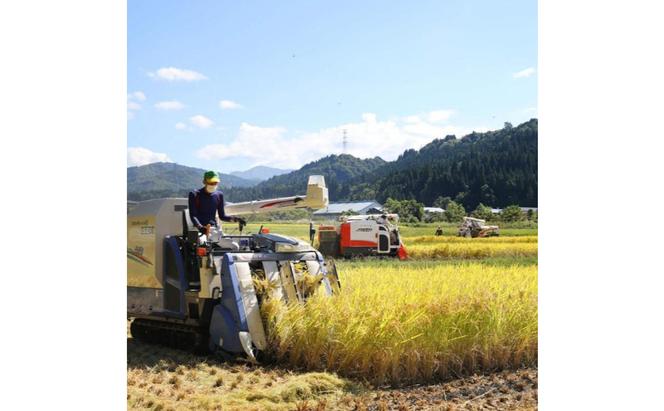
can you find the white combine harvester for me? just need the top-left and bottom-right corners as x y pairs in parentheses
(127, 176), (340, 361)
(457, 216), (500, 238)
(317, 213), (409, 259)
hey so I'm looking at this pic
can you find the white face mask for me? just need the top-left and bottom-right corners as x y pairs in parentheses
(205, 184), (217, 193)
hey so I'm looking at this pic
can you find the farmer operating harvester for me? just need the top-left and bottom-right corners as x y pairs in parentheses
(127, 174), (340, 361)
(187, 171), (247, 237)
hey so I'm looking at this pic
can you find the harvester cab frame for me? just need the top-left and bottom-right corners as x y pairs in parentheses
(128, 176), (340, 361)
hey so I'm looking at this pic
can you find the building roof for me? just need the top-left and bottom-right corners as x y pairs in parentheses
(424, 207), (445, 213)
(313, 201), (382, 215)
(490, 207), (538, 213)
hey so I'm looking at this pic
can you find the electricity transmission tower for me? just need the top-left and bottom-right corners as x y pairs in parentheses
(342, 129), (348, 154)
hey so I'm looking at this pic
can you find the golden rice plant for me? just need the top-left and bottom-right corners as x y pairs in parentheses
(406, 242), (538, 260)
(262, 263), (537, 386)
(406, 235), (538, 244)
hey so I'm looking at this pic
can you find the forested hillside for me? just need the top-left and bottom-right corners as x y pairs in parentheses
(226, 119), (537, 208)
(224, 155), (387, 202)
(127, 162), (256, 201)
(128, 119), (537, 209)
(358, 119), (538, 208)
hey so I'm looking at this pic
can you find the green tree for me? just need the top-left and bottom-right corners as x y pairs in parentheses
(384, 198), (425, 221)
(433, 196), (452, 210)
(454, 191), (468, 206)
(500, 205), (524, 222)
(445, 201), (466, 223)
(471, 203), (493, 221)
(479, 184), (497, 206)
(384, 198), (401, 214)
(423, 210), (446, 223)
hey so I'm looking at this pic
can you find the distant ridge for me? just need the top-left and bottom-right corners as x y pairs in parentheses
(230, 165), (293, 182)
(223, 119), (537, 209)
(225, 154), (387, 202)
(127, 119), (537, 209)
(127, 162), (257, 201)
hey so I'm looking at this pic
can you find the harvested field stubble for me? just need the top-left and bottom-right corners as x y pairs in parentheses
(262, 263), (538, 386)
(127, 338), (357, 410)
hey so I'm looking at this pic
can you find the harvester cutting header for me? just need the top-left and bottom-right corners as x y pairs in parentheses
(127, 175), (338, 361)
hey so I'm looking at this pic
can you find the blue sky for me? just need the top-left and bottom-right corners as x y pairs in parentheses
(128, 0), (537, 173)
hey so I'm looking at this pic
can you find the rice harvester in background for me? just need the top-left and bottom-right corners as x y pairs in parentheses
(457, 216), (500, 238)
(317, 213), (408, 260)
(127, 176), (340, 361)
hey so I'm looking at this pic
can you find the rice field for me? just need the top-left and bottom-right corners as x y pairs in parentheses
(242, 221), (538, 241)
(261, 261), (538, 386)
(241, 222), (539, 261)
(407, 241), (538, 260)
(407, 235), (538, 244)
(129, 221), (538, 409)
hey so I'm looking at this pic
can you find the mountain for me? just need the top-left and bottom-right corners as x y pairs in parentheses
(224, 154), (387, 202)
(127, 162), (258, 201)
(350, 119), (538, 208)
(128, 119), (537, 209)
(230, 165), (293, 182)
(225, 119), (537, 209)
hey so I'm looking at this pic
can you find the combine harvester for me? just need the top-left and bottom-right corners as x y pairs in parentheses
(317, 214), (409, 260)
(457, 217), (500, 238)
(127, 176), (340, 361)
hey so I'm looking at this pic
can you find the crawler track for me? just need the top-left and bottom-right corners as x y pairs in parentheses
(130, 319), (209, 353)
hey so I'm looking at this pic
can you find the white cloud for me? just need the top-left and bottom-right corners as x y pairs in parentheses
(197, 123), (287, 161)
(127, 147), (172, 167)
(190, 115), (214, 129)
(149, 67), (207, 81)
(195, 110), (487, 169)
(155, 100), (185, 110)
(128, 91), (146, 101)
(175, 122), (187, 130)
(219, 100), (243, 110)
(127, 91), (145, 120)
(127, 101), (141, 110)
(513, 67), (536, 78)
(427, 109), (455, 123)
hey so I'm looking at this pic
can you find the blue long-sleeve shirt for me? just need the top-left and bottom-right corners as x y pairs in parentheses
(188, 188), (234, 228)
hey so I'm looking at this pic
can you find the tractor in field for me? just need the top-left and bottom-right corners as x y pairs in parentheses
(457, 216), (500, 238)
(317, 213), (409, 260)
(127, 176), (340, 361)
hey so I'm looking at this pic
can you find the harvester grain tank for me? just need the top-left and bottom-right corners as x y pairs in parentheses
(127, 176), (340, 360)
(317, 213), (408, 259)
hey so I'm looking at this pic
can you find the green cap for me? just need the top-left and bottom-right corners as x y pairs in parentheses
(203, 170), (220, 183)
